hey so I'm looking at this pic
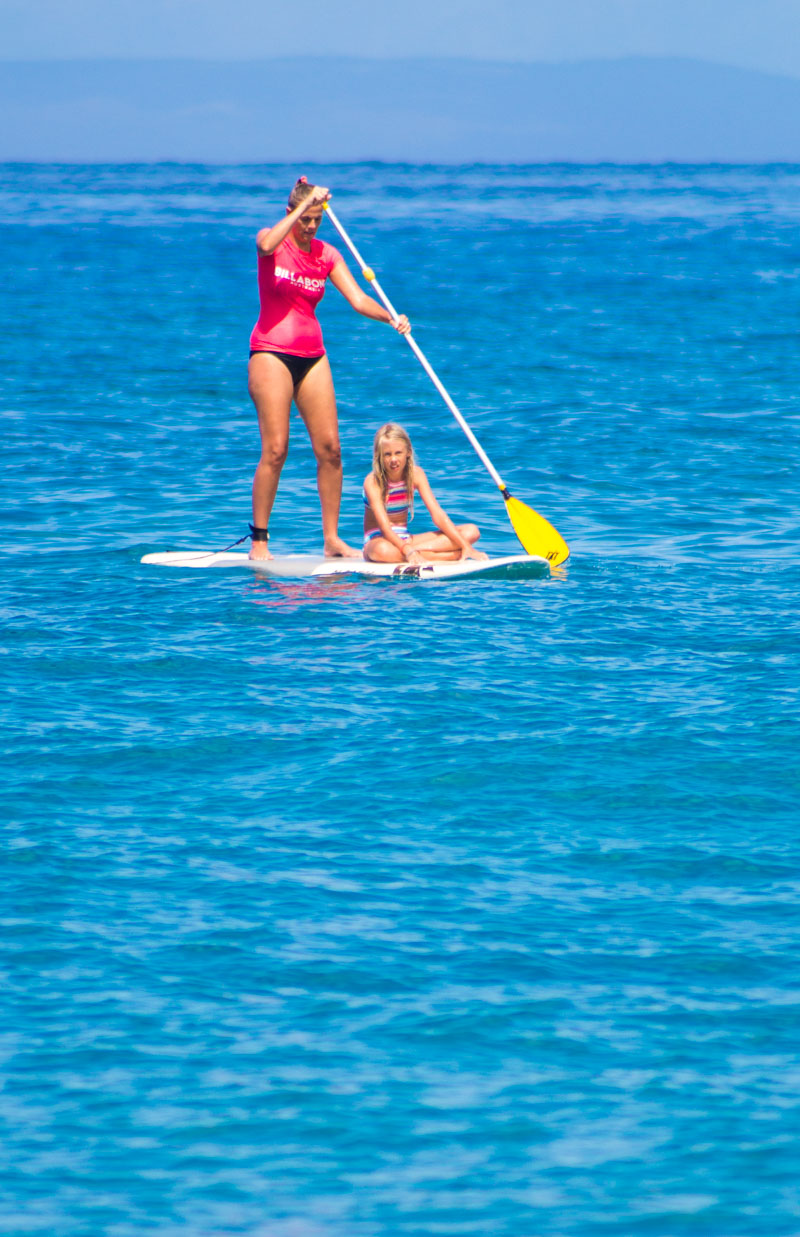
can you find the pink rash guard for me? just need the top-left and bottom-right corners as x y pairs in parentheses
(249, 234), (344, 357)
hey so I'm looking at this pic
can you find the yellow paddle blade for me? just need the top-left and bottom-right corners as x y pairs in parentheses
(503, 492), (570, 566)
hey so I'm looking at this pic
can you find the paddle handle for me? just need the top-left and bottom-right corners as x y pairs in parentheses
(323, 203), (507, 493)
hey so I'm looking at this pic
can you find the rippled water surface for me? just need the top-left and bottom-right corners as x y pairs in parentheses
(2, 163), (800, 1236)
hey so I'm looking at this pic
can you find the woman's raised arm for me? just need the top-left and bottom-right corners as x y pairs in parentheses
(256, 185), (331, 256)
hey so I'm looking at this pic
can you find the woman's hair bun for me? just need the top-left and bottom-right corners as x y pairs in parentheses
(288, 176), (313, 207)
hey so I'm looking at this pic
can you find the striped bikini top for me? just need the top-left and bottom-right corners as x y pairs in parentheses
(362, 480), (412, 523)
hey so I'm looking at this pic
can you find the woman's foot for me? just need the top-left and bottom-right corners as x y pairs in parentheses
(249, 541), (273, 561)
(324, 536), (361, 558)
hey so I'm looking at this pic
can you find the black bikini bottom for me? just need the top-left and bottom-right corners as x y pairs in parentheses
(249, 350), (324, 387)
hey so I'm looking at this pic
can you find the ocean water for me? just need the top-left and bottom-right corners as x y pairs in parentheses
(2, 163), (799, 1236)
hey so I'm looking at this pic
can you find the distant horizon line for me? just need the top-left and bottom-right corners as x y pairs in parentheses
(4, 159), (800, 168)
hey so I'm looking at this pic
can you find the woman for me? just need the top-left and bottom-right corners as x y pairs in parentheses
(248, 178), (410, 560)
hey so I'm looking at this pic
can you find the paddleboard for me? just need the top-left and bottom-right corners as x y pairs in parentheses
(140, 550), (550, 581)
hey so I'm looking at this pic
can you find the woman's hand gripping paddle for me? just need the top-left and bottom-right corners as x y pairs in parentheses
(323, 202), (569, 567)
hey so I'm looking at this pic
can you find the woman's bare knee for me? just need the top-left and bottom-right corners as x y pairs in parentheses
(314, 440), (342, 469)
(259, 441), (289, 470)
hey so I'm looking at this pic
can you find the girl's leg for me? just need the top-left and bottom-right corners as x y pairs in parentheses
(295, 356), (357, 557)
(365, 524), (482, 563)
(248, 353), (294, 560)
(363, 537), (404, 563)
(409, 524), (481, 561)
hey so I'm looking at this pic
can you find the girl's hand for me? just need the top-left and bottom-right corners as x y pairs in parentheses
(404, 545), (423, 564)
(392, 314), (411, 335)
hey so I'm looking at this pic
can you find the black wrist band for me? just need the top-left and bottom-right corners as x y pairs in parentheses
(249, 524), (269, 542)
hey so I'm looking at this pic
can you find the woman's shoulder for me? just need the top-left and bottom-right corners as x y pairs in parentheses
(312, 238), (344, 268)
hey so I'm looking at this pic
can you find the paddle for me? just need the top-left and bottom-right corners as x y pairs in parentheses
(323, 202), (570, 567)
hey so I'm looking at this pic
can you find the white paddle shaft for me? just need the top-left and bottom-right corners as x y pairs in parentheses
(324, 203), (507, 492)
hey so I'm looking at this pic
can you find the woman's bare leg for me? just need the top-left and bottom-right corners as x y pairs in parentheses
(248, 353), (294, 560)
(295, 357), (358, 557)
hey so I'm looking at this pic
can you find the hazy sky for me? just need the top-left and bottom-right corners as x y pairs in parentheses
(1, 0), (800, 79)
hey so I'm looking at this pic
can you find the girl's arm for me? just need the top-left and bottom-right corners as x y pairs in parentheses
(329, 263), (411, 335)
(255, 185), (331, 257)
(364, 475), (417, 558)
(415, 467), (482, 560)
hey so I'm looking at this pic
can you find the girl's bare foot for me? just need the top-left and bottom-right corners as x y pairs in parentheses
(249, 541), (273, 561)
(324, 536), (360, 558)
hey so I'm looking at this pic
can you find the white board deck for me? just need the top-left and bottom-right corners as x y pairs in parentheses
(140, 550), (550, 581)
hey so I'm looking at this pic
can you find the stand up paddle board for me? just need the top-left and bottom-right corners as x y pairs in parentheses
(140, 550), (550, 581)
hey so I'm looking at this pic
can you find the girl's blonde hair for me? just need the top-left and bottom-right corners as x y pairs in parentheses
(372, 423), (415, 517)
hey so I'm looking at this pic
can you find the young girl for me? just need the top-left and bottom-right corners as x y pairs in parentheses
(362, 424), (487, 564)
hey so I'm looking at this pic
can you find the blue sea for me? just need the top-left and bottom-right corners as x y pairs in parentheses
(2, 163), (799, 1236)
